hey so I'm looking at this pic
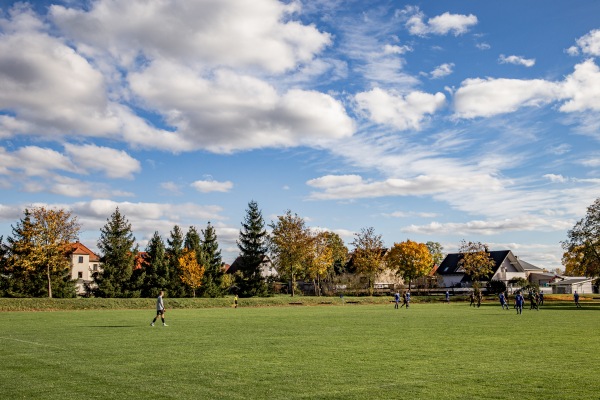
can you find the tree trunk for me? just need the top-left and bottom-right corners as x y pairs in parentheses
(47, 264), (52, 298)
(291, 269), (295, 297)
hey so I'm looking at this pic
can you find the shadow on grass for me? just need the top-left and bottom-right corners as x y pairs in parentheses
(82, 325), (138, 328)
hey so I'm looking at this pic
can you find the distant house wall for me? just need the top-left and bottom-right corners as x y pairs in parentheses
(551, 279), (594, 294)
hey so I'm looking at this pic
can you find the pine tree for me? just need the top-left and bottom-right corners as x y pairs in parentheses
(141, 231), (169, 298)
(236, 200), (269, 297)
(94, 207), (137, 297)
(200, 222), (224, 297)
(166, 225), (186, 297)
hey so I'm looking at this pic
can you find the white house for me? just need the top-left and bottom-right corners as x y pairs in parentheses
(549, 277), (595, 294)
(69, 241), (101, 295)
(437, 250), (527, 290)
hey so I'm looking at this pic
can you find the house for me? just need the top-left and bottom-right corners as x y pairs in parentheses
(549, 276), (596, 294)
(227, 255), (277, 279)
(437, 250), (527, 291)
(68, 241), (102, 295)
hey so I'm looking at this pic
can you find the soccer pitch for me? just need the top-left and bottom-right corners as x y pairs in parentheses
(2, 303), (599, 399)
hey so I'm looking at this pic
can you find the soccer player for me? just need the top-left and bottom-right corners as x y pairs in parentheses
(234, 294), (239, 309)
(574, 291), (582, 308)
(445, 291), (450, 304)
(499, 291), (509, 310)
(151, 290), (167, 327)
(394, 291), (400, 309)
(515, 291), (524, 315)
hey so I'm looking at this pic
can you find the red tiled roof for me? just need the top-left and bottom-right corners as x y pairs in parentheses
(69, 241), (100, 262)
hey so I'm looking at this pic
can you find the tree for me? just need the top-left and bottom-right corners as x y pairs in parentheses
(236, 201), (269, 297)
(457, 240), (496, 289)
(269, 210), (312, 297)
(351, 227), (386, 296)
(200, 222), (224, 297)
(7, 207), (79, 298)
(94, 207), (137, 297)
(166, 225), (186, 297)
(306, 231), (335, 296)
(141, 231), (169, 298)
(178, 249), (205, 297)
(386, 240), (433, 290)
(562, 197), (600, 278)
(426, 241), (444, 267)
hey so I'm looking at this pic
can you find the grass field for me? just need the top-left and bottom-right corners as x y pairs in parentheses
(2, 301), (600, 399)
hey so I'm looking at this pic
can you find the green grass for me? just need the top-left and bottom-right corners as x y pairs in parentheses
(2, 302), (600, 399)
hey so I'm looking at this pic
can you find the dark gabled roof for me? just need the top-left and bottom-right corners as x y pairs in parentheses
(437, 250), (512, 281)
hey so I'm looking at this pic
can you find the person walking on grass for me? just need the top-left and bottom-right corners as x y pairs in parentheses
(234, 294), (239, 309)
(574, 291), (582, 308)
(151, 290), (167, 327)
(539, 292), (544, 306)
(515, 291), (524, 314)
(499, 291), (509, 310)
(394, 291), (400, 309)
(445, 291), (450, 304)
(400, 291), (407, 308)
(476, 290), (482, 308)
(469, 292), (475, 307)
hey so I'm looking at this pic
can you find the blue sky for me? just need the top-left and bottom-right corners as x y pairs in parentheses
(1, 0), (600, 270)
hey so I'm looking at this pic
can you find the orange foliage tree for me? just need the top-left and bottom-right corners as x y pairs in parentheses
(385, 240), (433, 290)
(178, 249), (205, 297)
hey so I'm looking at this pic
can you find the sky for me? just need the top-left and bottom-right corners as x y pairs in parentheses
(1, 0), (600, 270)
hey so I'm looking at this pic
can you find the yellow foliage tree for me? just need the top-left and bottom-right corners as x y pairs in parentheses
(351, 227), (386, 296)
(306, 232), (334, 296)
(386, 240), (433, 290)
(457, 240), (496, 290)
(9, 207), (80, 298)
(178, 249), (205, 297)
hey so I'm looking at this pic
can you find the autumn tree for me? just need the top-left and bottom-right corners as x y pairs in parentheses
(166, 225), (186, 297)
(562, 245), (593, 276)
(6, 207), (79, 298)
(236, 200), (269, 297)
(351, 227), (386, 296)
(200, 222), (224, 297)
(269, 210), (312, 297)
(94, 207), (137, 297)
(178, 249), (205, 297)
(386, 240), (433, 290)
(457, 240), (496, 289)
(562, 197), (600, 278)
(306, 231), (335, 296)
(141, 231), (169, 298)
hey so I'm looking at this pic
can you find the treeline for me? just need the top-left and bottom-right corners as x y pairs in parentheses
(0, 200), (448, 299)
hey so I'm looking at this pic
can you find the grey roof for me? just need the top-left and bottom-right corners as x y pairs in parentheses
(519, 259), (542, 271)
(437, 250), (512, 281)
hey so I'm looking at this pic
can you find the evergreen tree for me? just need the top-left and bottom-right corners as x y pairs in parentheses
(236, 200), (269, 297)
(141, 231), (169, 297)
(94, 207), (137, 297)
(200, 222), (224, 297)
(166, 225), (186, 297)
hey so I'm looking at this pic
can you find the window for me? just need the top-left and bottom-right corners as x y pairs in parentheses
(93, 264), (98, 271)
(78, 271), (83, 279)
(78, 256), (84, 263)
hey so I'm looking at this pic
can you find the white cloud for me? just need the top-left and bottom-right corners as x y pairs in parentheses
(403, 216), (568, 236)
(64, 144), (141, 179)
(572, 29), (600, 56)
(191, 180), (234, 193)
(476, 42), (491, 50)
(50, 0), (331, 73)
(161, 181), (183, 195)
(499, 54), (535, 67)
(453, 77), (561, 118)
(129, 62), (354, 153)
(0, 146), (76, 176)
(355, 88), (445, 130)
(406, 9), (477, 36)
(430, 63), (455, 79)
(383, 44), (412, 55)
(543, 174), (568, 183)
(559, 59), (600, 112)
